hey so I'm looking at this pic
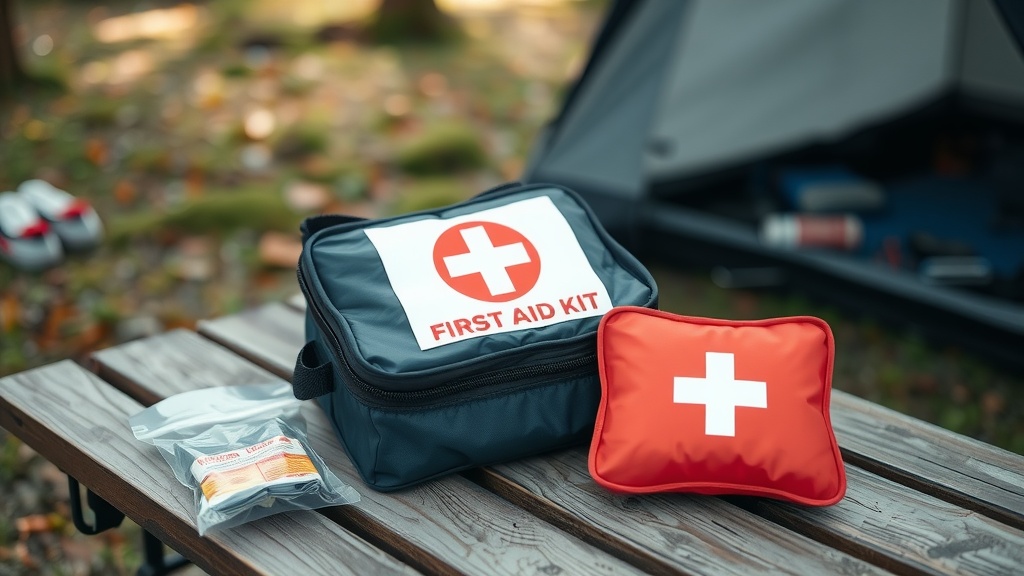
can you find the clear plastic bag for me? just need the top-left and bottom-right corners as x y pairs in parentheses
(129, 383), (359, 535)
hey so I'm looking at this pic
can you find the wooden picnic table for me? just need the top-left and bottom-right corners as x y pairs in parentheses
(2, 297), (1023, 575)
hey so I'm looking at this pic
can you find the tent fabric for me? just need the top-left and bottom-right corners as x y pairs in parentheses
(524, 0), (1024, 368)
(959, 0), (1024, 105)
(994, 0), (1024, 55)
(646, 0), (953, 180)
(525, 0), (687, 198)
(528, 0), (1024, 188)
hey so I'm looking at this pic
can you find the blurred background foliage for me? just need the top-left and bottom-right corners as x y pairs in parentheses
(0, 0), (1022, 574)
(1, 1), (600, 573)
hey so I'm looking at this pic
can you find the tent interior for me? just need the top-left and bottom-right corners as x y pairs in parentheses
(526, 0), (1024, 368)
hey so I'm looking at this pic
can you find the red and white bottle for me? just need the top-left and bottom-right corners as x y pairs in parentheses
(760, 214), (863, 251)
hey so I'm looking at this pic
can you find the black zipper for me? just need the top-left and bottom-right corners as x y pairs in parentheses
(297, 262), (597, 408)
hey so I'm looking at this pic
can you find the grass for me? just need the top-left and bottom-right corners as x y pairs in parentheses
(388, 177), (473, 215)
(396, 121), (487, 175)
(0, 436), (24, 485)
(273, 123), (331, 161)
(107, 188), (303, 245)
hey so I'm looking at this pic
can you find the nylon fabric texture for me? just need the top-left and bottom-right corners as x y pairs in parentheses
(297, 184), (658, 491)
(589, 307), (846, 506)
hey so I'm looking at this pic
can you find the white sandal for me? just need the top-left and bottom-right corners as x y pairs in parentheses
(0, 191), (64, 270)
(17, 179), (104, 251)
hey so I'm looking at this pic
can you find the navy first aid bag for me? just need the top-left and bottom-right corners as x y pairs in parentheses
(294, 183), (657, 491)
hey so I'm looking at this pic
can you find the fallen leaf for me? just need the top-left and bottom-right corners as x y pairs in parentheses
(253, 270), (284, 289)
(14, 540), (36, 568)
(39, 300), (78, 351)
(85, 138), (109, 166)
(16, 515), (57, 536)
(299, 155), (337, 181)
(283, 180), (330, 213)
(113, 180), (138, 206)
(162, 317), (197, 331)
(982, 391), (1005, 416)
(1, 293), (18, 332)
(185, 167), (205, 199)
(76, 321), (112, 352)
(419, 72), (448, 98)
(258, 232), (302, 269)
(500, 157), (523, 181)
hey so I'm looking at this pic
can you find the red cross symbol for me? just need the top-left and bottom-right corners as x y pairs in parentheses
(432, 221), (541, 302)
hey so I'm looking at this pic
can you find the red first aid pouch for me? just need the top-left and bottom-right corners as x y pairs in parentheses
(589, 307), (846, 506)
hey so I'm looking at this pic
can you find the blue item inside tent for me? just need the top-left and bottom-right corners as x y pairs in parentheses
(856, 176), (1024, 277)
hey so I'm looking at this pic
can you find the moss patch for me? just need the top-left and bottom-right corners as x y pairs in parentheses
(388, 177), (471, 215)
(396, 122), (486, 175)
(108, 189), (301, 243)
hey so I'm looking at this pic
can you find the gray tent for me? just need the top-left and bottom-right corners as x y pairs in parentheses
(526, 0), (1024, 368)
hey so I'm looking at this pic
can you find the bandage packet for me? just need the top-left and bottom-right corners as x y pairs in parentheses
(130, 383), (359, 535)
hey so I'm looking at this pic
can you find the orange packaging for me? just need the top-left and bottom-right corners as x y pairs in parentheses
(191, 436), (320, 507)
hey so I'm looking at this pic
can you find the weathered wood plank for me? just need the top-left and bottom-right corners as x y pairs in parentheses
(93, 329), (283, 405)
(198, 303), (303, 379)
(0, 362), (416, 576)
(206, 303), (1024, 530)
(757, 465), (1024, 576)
(473, 450), (888, 576)
(197, 309), (893, 575)
(92, 330), (646, 576)
(831, 393), (1024, 530)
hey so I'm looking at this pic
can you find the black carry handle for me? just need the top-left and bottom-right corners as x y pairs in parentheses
(295, 213), (366, 399)
(293, 341), (335, 400)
